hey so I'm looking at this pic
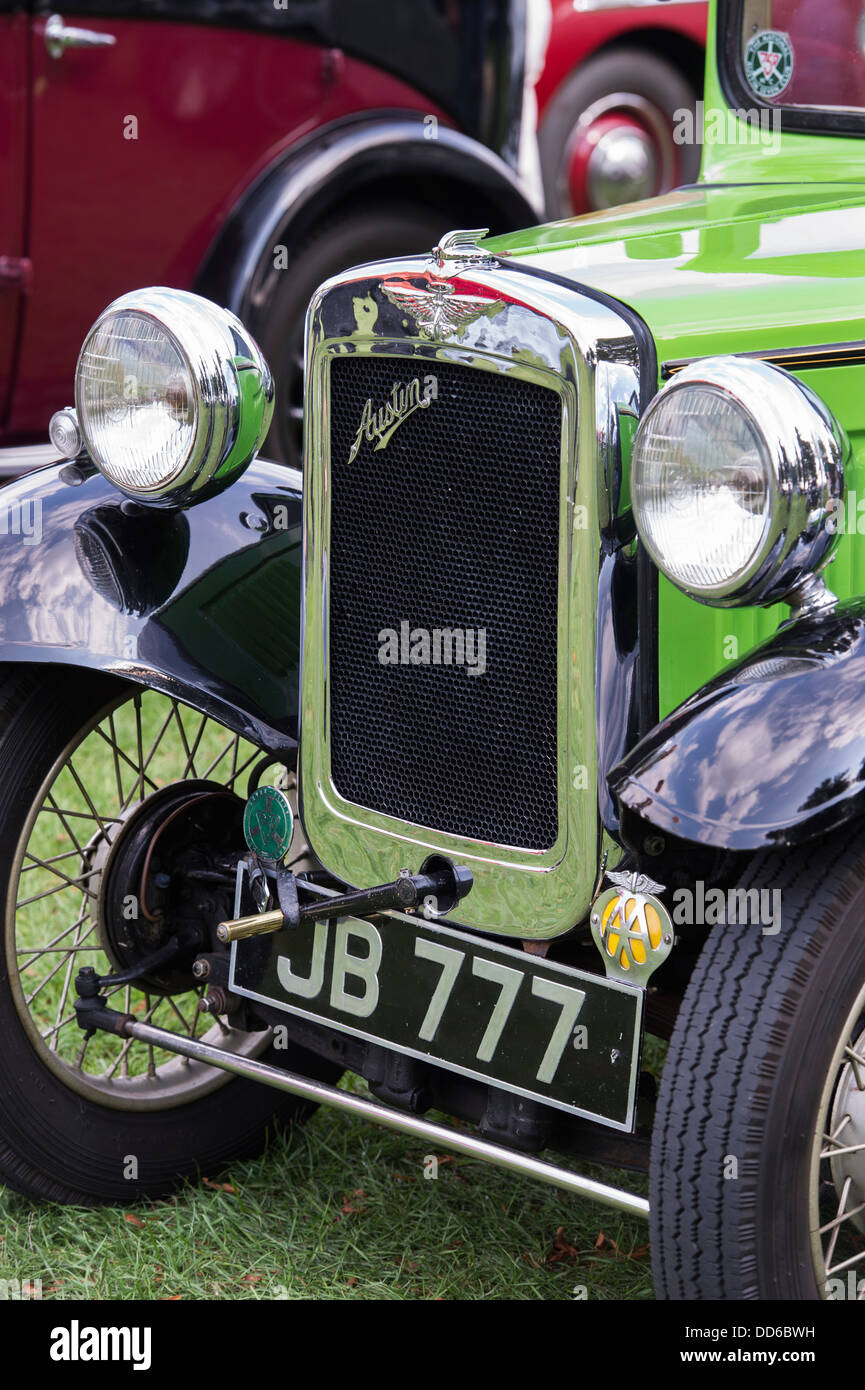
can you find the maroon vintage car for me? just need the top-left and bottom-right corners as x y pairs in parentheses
(0, 1), (708, 473)
(0, 1), (536, 473)
(538, 0), (708, 218)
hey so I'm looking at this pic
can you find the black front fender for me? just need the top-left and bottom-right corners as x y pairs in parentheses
(0, 459), (305, 752)
(194, 116), (537, 322)
(610, 600), (865, 850)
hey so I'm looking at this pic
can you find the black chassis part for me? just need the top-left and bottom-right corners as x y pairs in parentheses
(237, 991), (651, 1173)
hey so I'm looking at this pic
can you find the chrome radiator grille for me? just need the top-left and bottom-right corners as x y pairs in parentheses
(327, 354), (562, 851)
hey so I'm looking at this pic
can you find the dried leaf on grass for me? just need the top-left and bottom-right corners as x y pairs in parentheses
(546, 1226), (579, 1265)
(337, 1189), (367, 1218)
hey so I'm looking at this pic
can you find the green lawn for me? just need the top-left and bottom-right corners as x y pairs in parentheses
(0, 1092), (652, 1300)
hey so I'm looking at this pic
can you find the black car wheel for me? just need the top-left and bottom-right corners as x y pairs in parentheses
(0, 666), (338, 1205)
(253, 202), (441, 470)
(650, 831), (865, 1298)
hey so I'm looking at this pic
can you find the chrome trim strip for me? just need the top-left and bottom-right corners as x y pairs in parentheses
(121, 1014), (650, 1219)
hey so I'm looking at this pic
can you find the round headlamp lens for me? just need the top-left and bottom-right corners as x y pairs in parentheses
(632, 384), (772, 595)
(76, 311), (197, 493)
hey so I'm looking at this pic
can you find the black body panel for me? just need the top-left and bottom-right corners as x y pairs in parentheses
(611, 600), (865, 850)
(195, 117), (537, 326)
(0, 458), (305, 751)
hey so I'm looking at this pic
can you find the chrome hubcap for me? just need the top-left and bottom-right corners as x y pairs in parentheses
(563, 92), (675, 215)
(586, 126), (658, 209)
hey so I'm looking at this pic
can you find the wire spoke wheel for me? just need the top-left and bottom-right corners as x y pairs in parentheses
(6, 687), (279, 1110)
(811, 987), (865, 1298)
(0, 669), (340, 1203)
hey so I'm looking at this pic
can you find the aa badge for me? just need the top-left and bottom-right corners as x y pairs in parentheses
(591, 870), (674, 986)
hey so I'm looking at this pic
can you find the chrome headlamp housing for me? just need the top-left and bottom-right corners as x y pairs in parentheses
(631, 356), (847, 608)
(73, 288), (274, 507)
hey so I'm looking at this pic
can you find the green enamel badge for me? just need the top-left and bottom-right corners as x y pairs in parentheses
(243, 786), (294, 863)
(744, 30), (794, 101)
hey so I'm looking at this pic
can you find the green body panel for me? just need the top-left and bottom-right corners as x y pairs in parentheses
(487, 2), (865, 715)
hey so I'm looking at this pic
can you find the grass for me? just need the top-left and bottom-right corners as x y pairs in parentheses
(0, 1094), (652, 1301)
(2, 687), (656, 1300)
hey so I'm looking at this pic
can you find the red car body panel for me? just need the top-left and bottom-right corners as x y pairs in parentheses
(0, 13), (30, 426)
(538, 0), (708, 113)
(4, 14), (450, 440)
(0, 2), (708, 445)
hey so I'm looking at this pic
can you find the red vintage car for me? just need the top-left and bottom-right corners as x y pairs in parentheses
(538, 0), (708, 216)
(0, 1), (708, 472)
(0, 1), (536, 473)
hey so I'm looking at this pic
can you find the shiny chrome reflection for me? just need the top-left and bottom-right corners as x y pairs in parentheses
(75, 287), (274, 508)
(631, 355), (848, 609)
(300, 239), (641, 939)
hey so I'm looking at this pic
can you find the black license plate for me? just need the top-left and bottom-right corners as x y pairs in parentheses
(229, 888), (643, 1131)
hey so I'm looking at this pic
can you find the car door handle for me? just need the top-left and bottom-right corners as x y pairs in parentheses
(44, 13), (117, 59)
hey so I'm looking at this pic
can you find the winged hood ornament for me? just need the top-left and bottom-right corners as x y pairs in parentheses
(606, 869), (666, 898)
(380, 229), (502, 341)
(381, 279), (498, 340)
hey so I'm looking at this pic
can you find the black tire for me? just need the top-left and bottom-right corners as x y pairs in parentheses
(0, 666), (340, 1205)
(539, 48), (700, 218)
(254, 202), (442, 469)
(650, 830), (865, 1299)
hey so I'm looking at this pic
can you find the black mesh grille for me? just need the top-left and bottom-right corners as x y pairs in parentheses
(327, 355), (561, 850)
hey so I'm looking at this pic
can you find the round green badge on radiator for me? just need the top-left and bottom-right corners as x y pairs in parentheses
(243, 785), (294, 863)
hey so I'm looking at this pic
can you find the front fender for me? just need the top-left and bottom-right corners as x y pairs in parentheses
(610, 600), (865, 850)
(0, 459), (304, 752)
(194, 116), (538, 321)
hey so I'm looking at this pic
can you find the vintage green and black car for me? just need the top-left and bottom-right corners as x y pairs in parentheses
(1, 0), (864, 1303)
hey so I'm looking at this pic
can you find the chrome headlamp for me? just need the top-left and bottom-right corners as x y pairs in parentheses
(630, 356), (847, 607)
(67, 288), (273, 506)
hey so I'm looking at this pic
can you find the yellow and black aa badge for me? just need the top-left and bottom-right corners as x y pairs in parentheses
(590, 870), (674, 986)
